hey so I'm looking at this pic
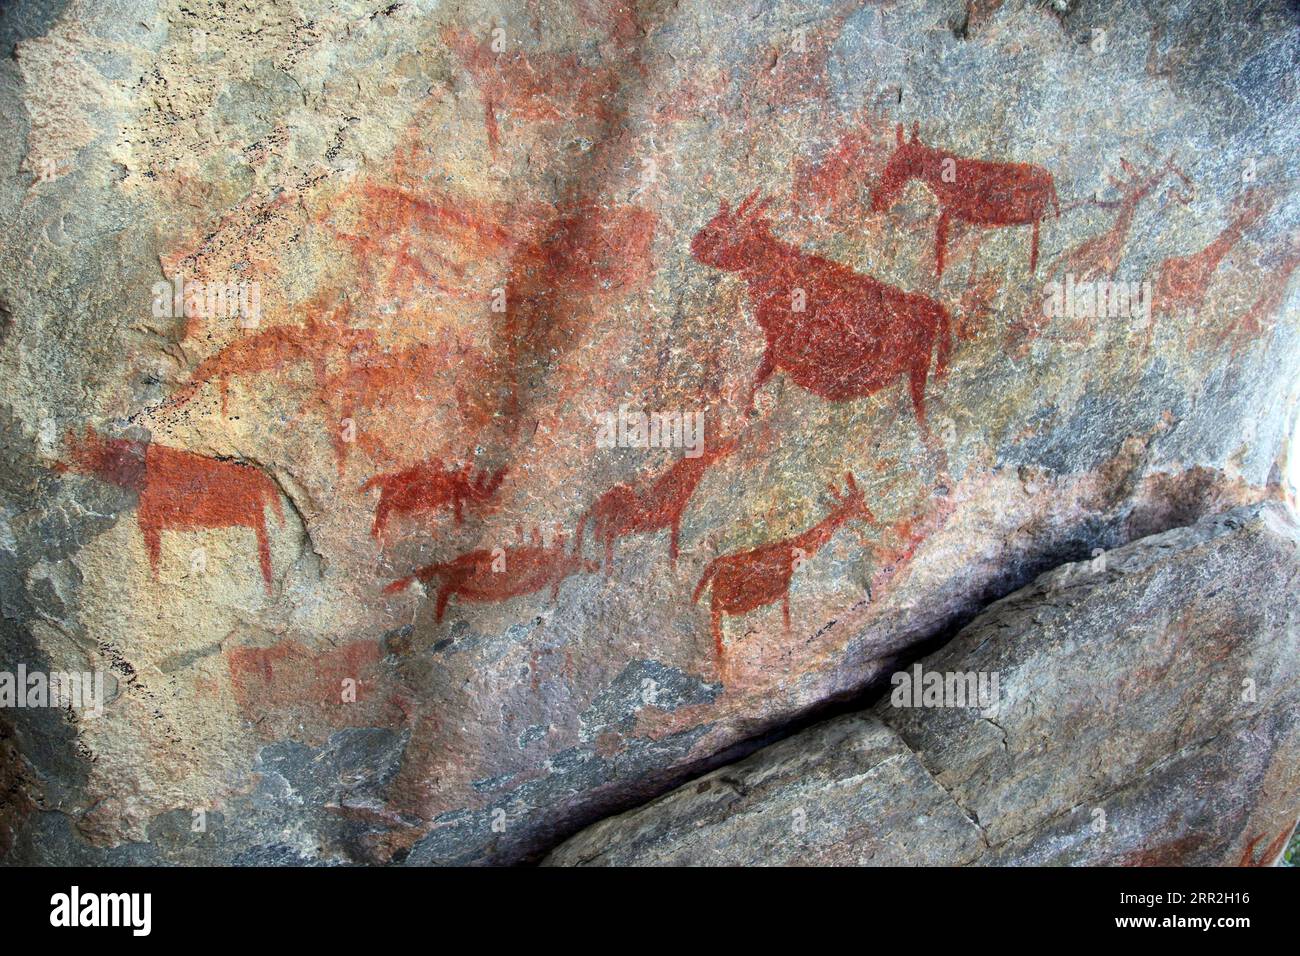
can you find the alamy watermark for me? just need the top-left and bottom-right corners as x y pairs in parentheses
(152, 274), (262, 328)
(50, 886), (151, 936)
(595, 406), (705, 458)
(1042, 273), (1152, 326)
(0, 665), (105, 718)
(889, 663), (999, 710)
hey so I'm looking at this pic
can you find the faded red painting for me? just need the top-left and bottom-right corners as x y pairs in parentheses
(58, 429), (284, 592)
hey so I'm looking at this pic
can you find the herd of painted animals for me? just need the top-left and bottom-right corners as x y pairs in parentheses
(53, 119), (1296, 678)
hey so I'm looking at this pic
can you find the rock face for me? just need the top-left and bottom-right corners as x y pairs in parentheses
(1, 0), (1298, 865)
(545, 503), (1300, 866)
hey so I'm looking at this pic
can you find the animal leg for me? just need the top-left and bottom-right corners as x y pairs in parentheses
(782, 591), (791, 631)
(140, 521), (163, 579)
(268, 489), (284, 525)
(254, 518), (274, 594)
(935, 209), (951, 277)
(435, 586), (452, 623)
(711, 602), (725, 667)
(669, 517), (680, 568)
(371, 500), (390, 539)
(453, 493), (464, 525)
(745, 349), (776, 415)
(1030, 218), (1041, 274)
(909, 356), (932, 433)
(692, 562), (717, 604)
(603, 536), (614, 577)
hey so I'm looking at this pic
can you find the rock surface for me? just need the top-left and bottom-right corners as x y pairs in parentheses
(1, 0), (1298, 865)
(545, 502), (1300, 866)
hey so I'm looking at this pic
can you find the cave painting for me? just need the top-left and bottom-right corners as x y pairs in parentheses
(491, 200), (657, 417)
(1226, 236), (1300, 349)
(691, 191), (952, 428)
(363, 459), (508, 538)
(693, 474), (874, 666)
(165, 302), (376, 417)
(1153, 187), (1274, 317)
(443, 26), (621, 155)
(581, 436), (738, 573)
(871, 122), (1060, 276)
(1009, 156), (1191, 352)
(1058, 157), (1191, 283)
(57, 428), (285, 592)
(1236, 823), (1294, 867)
(385, 529), (595, 623)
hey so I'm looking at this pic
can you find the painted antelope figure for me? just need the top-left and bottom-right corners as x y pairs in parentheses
(691, 192), (952, 428)
(164, 305), (377, 417)
(871, 122), (1060, 276)
(56, 428), (285, 592)
(384, 529), (595, 623)
(362, 460), (508, 538)
(692, 474), (874, 668)
(1058, 157), (1191, 283)
(580, 436), (739, 573)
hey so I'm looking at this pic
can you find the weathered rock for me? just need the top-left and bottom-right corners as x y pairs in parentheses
(545, 503), (1300, 866)
(1, 0), (1298, 865)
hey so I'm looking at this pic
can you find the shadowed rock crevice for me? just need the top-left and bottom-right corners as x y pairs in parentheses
(544, 502), (1300, 866)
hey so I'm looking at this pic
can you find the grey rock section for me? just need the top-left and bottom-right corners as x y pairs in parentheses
(545, 502), (1300, 866)
(543, 713), (986, 866)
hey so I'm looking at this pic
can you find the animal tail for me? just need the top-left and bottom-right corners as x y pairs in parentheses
(359, 473), (386, 493)
(692, 560), (718, 604)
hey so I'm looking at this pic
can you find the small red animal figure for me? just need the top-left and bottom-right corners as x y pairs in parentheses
(692, 474), (873, 668)
(362, 460), (508, 538)
(57, 428), (284, 592)
(871, 122), (1060, 276)
(443, 27), (620, 155)
(1153, 187), (1274, 317)
(1226, 236), (1300, 349)
(384, 529), (595, 622)
(692, 192), (952, 428)
(1059, 157), (1191, 283)
(165, 304), (376, 416)
(581, 436), (739, 573)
